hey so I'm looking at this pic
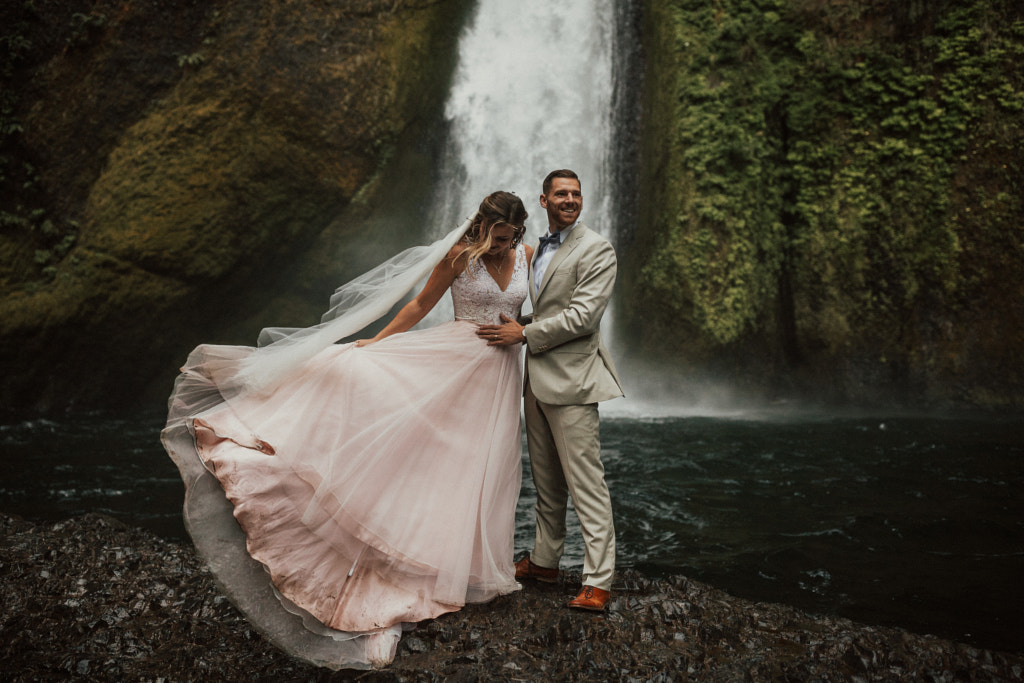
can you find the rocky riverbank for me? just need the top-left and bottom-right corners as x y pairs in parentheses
(1, 513), (1021, 681)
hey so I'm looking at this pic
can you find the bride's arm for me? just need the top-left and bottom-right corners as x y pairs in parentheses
(356, 244), (466, 346)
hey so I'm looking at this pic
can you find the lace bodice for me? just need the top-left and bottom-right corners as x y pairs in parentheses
(451, 245), (529, 325)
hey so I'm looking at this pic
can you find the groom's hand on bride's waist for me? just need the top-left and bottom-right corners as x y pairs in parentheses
(477, 314), (526, 346)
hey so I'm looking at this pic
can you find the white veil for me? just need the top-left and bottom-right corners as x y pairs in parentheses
(216, 217), (473, 398)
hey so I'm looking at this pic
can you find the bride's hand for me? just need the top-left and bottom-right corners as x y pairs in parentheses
(355, 339), (375, 347)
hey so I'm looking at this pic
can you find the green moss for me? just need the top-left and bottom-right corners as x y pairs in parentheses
(0, 0), (473, 415)
(631, 0), (1024, 404)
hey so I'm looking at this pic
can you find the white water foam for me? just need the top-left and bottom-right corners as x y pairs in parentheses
(428, 0), (615, 237)
(421, 0), (616, 332)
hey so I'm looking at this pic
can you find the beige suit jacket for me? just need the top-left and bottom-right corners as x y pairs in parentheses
(523, 222), (624, 405)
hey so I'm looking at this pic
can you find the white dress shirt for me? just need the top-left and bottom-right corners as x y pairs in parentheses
(533, 219), (580, 292)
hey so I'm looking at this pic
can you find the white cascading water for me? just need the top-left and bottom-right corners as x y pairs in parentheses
(427, 0), (616, 239)
(423, 1), (737, 417)
(419, 0), (617, 335)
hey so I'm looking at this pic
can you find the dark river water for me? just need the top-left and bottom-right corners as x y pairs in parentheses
(1, 407), (1021, 653)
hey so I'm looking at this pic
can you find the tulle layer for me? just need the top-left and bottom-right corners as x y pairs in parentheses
(161, 321), (523, 669)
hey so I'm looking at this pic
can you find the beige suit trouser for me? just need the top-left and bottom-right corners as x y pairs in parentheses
(523, 378), (616, 591)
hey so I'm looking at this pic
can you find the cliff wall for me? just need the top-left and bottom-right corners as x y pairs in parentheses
(626, 0), (1024, 408)
(0, 0), (469, 415)
(3, 0), (1023, 415)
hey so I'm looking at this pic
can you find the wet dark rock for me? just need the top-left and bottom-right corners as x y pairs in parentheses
(1, 512), (1021, 681)
(0, 0), (471, 418)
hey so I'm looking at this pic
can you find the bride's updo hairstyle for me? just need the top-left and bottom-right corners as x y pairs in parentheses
(459, 191), (528, 268)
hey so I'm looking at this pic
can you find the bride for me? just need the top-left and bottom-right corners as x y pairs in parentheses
(161, 191), (533, 669)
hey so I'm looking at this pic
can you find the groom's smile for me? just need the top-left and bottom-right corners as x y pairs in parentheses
(540, 177), (583, 231)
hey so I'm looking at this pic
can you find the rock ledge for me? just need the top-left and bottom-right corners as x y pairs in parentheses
(1, 513), (1020, 681)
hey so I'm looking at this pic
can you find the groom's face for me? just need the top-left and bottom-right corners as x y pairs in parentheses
(540, 178), (582, 232)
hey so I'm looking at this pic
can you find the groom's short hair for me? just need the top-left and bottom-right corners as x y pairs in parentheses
(542, 169), (580, 195)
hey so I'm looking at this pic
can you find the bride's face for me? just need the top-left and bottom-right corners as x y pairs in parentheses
(487, 224), (515, 255)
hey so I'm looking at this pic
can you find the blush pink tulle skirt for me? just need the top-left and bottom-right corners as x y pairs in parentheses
(161, 320), (523, 669)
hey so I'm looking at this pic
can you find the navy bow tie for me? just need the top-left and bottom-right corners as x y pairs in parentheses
(539, 232), (560, 250)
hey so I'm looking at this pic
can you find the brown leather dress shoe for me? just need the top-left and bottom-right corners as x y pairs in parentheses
(514, 556), (558, 583)
(567, 585), (610, 611)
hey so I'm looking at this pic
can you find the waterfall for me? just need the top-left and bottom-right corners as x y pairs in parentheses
(415, 0), (627, 332)
(421, 1), (709, 416)
(427, 0), (617, 239)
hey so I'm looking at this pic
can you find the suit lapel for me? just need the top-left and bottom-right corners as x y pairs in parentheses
(536, 224), (586, 300)
(528, 252), (538, 307)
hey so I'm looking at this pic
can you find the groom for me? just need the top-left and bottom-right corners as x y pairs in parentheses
(478, 169), (623, 611)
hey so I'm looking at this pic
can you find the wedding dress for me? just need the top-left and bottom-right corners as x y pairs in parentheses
(161, 241), (528, 669)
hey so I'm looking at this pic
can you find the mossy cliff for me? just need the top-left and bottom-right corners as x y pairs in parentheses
(3, 0), (1023, 415)
(626, 0), (1024, 408)
(0, 0), (469, 416)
